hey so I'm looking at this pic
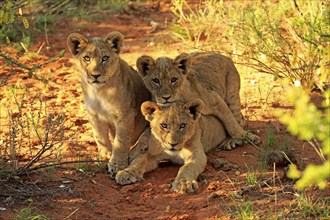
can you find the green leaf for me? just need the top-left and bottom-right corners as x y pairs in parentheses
(287, 164), (301, 179)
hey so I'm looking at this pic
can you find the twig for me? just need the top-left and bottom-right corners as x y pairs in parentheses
(0, 50), (65, 86)
(244, 135), (262, 151)
(63, 208), (79, 220)
(0, 53), (34, 73)
(16, 159), (108, 175)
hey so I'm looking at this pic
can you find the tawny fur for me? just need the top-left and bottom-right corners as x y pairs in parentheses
(116, 100), (240, 193)
(67, 32), (151, 175)
(136, 52), (259, 143)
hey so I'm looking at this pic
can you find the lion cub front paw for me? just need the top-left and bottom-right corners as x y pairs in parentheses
(115, 170), (139, 185)
(172, 178), (199, 194)
(108, 159), (129, 179)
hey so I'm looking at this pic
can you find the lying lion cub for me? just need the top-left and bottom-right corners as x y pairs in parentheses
(116, 99), (236, 193)
(67, 32), (151, 176)
(136, 52), (260, 146)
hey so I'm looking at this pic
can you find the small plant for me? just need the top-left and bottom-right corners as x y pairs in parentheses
(290, 192), (330, 218)
(259, 130), (294, 169)
(245, 166), (258, 186)
(13, 200), (48, 220)
(229, 197), (257, 220)
(0, 85), (73, 177)
(170, 0), (227, 48)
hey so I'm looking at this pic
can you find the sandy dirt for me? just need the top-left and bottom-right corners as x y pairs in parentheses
(0, 1), (329, 219)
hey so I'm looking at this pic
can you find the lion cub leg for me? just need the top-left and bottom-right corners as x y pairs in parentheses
(116, 152), (159, 185)
(128, 127), (151, 164)
(88, 114), (112, 159)
(226, 63), (245, 127)
(172, 146), (207, 194)
(207, 96), (260, 144)
(108, 111), (137, 177)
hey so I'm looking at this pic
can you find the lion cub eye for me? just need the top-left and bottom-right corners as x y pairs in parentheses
(171, 77), (178, 84)
(83, 56), (91, 62)
(160, 123), (168, 129)
(179, 123), (186, 130)
(152, 78), (160, 85)
(102, 56), (109, 62)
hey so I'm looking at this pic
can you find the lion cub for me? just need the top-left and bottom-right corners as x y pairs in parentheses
(67, 32), (151, 176)
(116, 100), (236, 194)
(136, 52), (259, 145)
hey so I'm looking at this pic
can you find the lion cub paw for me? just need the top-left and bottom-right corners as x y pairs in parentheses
(108, 159), (129, 179)
(218, 138), (244, 151)
(244, 132), (261, 145)
(172, 178), (199, 194)
(115, 170), (139, 185)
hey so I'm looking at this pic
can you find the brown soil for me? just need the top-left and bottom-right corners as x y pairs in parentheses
(0, 1), (329, 219)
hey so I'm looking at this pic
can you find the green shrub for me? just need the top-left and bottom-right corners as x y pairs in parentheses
(279, 86), (330, 189)
(0, 0), (30, 43)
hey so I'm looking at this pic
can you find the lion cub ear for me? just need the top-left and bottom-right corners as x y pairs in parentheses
(136, 56), (156, 77)
(104, 31), (124, 54)
(174, 53), (191, 75)
(184, 99), (203, 121)
(67, 33), (88, 56)
(141, 101), (160, 122)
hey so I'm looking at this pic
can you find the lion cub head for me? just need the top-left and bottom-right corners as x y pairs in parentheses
(67, 32), (124, 88)
(141, 99), (203, 151)
(136, 53), (191, 106)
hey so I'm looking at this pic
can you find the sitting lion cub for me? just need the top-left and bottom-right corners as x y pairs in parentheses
(116, 99), (235, 194)
(67, 32), (151, 176)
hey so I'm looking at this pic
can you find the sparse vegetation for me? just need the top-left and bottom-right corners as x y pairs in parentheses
(291, 192), (330, 218)
(229, 198), (256, 220)
(170, 0), (330, 90)
(0, 85), (70, 177)
(13, 200), (48, 220)
(245, 166), (258, 186)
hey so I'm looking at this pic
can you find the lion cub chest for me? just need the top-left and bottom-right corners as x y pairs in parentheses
(83, 83), (126, 123)
(162, 148), (193, 165)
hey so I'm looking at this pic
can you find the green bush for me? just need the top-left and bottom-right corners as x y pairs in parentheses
(0, 0), (30, 43)
(279, 86), (330, 189)
(170, 0), (330, 90)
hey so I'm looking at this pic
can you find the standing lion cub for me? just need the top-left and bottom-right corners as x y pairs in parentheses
(67, 32), (151, 176)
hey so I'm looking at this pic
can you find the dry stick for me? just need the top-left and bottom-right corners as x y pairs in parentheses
(17, 159), (108, 175)
(63, 208), (79, 220)
(0, 51), (65, 84)
(16, 160), (145, 182)
(243, 135), (262, 151)
(0, 191), (53, 197)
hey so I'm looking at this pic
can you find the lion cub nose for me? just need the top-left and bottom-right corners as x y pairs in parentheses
(168, 142), (178, 149)
(162, 95), (171, 100)
(91, 73), (101, 80)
